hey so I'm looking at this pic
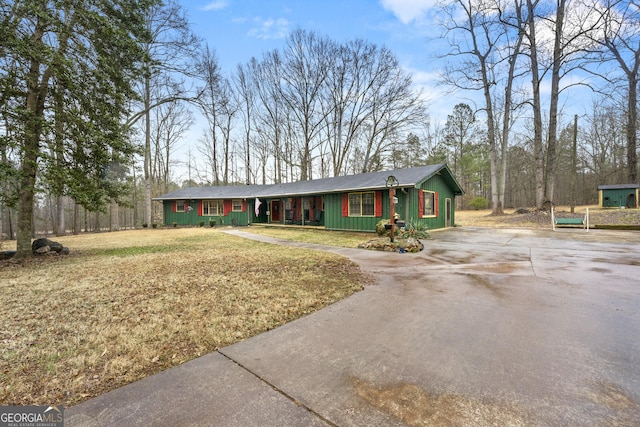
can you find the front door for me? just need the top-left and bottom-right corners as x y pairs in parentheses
(271, 200), (281, 222)
(446, 198), (452, 227)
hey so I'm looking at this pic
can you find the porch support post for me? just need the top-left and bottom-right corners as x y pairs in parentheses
(386, 175), (399, 243)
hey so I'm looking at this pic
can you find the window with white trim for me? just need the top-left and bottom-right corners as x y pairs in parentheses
(232, 199), (243, 212)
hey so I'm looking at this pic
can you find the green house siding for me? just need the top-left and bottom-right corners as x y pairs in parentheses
(599, 188), (639, 208)
(323, 193), (382, 232)
(162, 199), (253, 226)
(322, 177), (455, 233)
(155, 164), (463, 231)
(411, 175), (456, 229)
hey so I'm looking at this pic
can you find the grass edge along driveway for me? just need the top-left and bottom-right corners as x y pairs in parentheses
(0, 228), (371, 407)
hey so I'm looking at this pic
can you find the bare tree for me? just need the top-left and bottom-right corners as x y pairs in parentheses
(216, 78), (240, 184)
(194, 44), (223, 185)
(233, 62), (256, 184)
(521, 0), (602, 207)
(498, 0), (526, 212)
(151, 99), (193, 194)
(324, 40), (376, 176)
(136, 0), (200, 225)
(241, 30), (428, 181)
(439, 0), (516, 214)
(358, 60), (427, 173)
(583, 0), (640, 182)
(582, 98), (628, 184)
(323, 40), (426, 175)
(542, 0), (566, 206)
(279, 29), (333, 180)
(521, 0), (547, 208)
(251, 52), (286, 183)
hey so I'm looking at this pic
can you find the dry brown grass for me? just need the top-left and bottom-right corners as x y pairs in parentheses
(244, 226), (372, 247)
(455, 208), (549, 227)
(456, 205), (640, 228)
(0, 228), (369, 407)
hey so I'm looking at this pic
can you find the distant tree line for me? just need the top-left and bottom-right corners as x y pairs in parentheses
(1, 0), (639, 256)
(438, 0), (640, 213)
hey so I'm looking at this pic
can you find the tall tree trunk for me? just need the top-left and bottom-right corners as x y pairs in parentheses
(571, 114), (577, 213)
(16, 146), (37, 256)
(110, 199), (119, 231)
(500, 5), (524, 213)
(0, 135), (13, 239)
(16, 19), (49, 257)
(627, 75), (638, 182)
(245, 125), (251, 184)
(526, 0), (545, 209)
(73, 200), (80, 235)
(545, 0), (565, 204)
(132, 167), (138, 227)
(144, 74), (152, 226)
(53, 88), (66, 236)
(56, 195), (65, 235)
(479, 64), (500, 215)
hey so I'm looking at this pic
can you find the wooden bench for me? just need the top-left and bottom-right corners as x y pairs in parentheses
(552, 207), (589, 231)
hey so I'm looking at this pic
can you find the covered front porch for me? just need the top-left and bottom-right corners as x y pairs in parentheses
(257, 196), (324, 226)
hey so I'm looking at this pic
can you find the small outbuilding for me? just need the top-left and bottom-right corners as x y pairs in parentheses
(598, 184), (639, 208)
(154, 163), (464, 232)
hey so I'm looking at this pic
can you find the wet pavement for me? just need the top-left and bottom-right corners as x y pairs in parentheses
(66, 227), (640, 426)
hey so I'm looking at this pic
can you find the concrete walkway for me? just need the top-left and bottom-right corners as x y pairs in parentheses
(66, 227), (640, 426)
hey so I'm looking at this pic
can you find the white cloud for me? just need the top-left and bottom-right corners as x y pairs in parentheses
(248, 17), (290, 40)
(202, 1), (228, 12)
(380, 0), (438, 24)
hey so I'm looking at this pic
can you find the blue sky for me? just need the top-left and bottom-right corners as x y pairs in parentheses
(170, 1), (607, 183)
(170, 0), (461, 181)
(179, 0), (454, 116)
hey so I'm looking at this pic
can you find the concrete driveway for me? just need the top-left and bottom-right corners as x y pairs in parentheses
(67, 227), (640, 426)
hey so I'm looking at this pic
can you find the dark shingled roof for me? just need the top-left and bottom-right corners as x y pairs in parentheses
(597, 184), (640, 190)
(154, 164), (464, 200)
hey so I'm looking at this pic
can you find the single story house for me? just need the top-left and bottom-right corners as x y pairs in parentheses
(598, 184), (639, 208)
(154, 163), (464, 232)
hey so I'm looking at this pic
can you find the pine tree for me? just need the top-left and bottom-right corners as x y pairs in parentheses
(1, 0), (156, 257)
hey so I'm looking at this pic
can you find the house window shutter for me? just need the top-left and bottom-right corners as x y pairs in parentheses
(172, 201), (176, 213)
(375, 191), (383, 217)
(223, 200), (232, 216)
(342, 194), (349, 217)
(434, 192), (439, 217)
(242, 200), (246, 212)
(418, 191), (423, 218)
(198, 201), (203, 216)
